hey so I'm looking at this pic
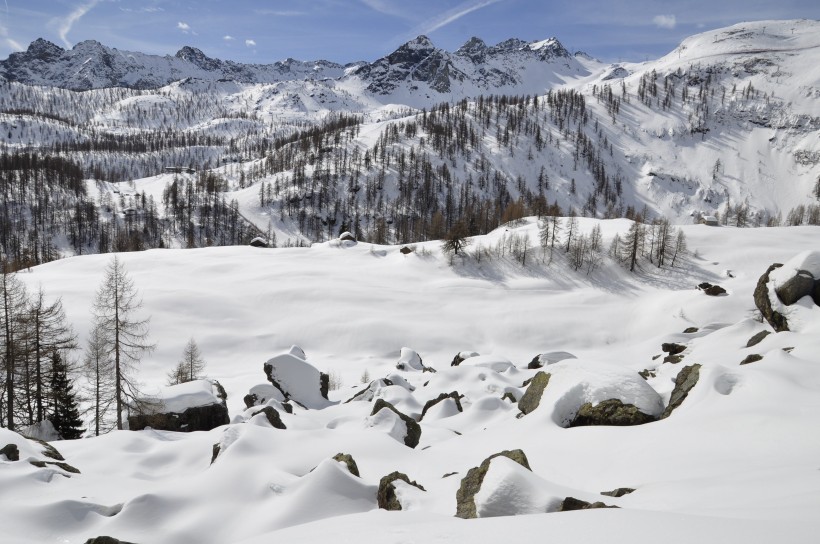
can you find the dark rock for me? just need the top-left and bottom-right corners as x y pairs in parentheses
(250, 406), (286, 429)
(319, 372), (330, 400)
(442, 471), (458, 478)
(558, 497), (618, 511)
(740, 354), (763, 365)
(377, 471), (426, 510)
(370, 399), (421, 448)
(638, 369), (656, 380)
(281, 402), (293, 414)
(0, 443), (19, 461)
(501, 391), (518, 403)
(746, 330), (771, 348)
(683, 327), (699, 333)
(775, 270), (816, 305)
(455, 449), (531, 519)
(128, 403), (230, 433)
(345, 378), (394, 403)
(332, 453), (360, 477)
(420, 391), (463, 420)
(661, 364), (701, 419)
(664, 354), (684, 364)
(210, 443), (220, 465)
(661, 343), (686, 355)
(754, 263), (790, 332)
(569, 399), (657, 427)
(698, 282), (727, 296)
(601, 487), (635, 497)
(84, 537), (137, 544)
(814, 280), (820, 306)
(29, 460), (80, 473)
(399, 246), (414, 255)
(243, 393), (259, 409)
(518, 371), (551, 415)
(527, 356), (544, 369)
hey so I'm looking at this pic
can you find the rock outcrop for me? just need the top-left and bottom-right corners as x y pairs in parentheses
(568, 399), (657, 427)
(660, 364), (702, 419)
(518, 371), (550, 415)
(558, 497), (618, 511)
(420, 391), (463, 420)
(377, 471), (426, 510)
(250, 406), (286, 429)
(332, 453), (360, 477)
(369, 399), (421, 448)
(128, 380), (230, 432)
(754, 263), (789, 331)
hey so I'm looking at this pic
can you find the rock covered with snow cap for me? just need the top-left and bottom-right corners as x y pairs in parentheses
(457, 354), (514, 372)
(128, 379), (230, 432)
(528, 351), (577, 369)
(377, 471), (426, 510)
(771, 251), (820, 306)
(367, 399), (421, 448)
(451, 351), (480, 366)
(263, 345), (331, 409)
(395, 347), (427, 372)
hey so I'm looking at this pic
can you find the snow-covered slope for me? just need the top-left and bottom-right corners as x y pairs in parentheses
(2, 221), (819, 543)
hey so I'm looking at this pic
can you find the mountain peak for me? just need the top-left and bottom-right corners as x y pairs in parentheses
(400, 35), (435, 51)
(175, 46), (222, 71)
(25, 38), (64, 61)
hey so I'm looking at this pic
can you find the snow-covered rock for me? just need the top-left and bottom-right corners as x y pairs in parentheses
(263, 346), (332, 409)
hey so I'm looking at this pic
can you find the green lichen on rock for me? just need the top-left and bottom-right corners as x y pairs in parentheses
(569, 399), (657, 427)
(517, 372), (551, 415)
(332, 453), (360, 477)
(661, 364), (701, 419)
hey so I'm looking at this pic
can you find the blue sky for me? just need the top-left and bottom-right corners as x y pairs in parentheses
(0, 1), (817, 64)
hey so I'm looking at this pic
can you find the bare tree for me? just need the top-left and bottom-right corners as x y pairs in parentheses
(82, 321), (115, 436)
(441, 220), (470, 257)
(91, 256), (155, 430)
(167, 337), (206, 385)
(1, 268), (29, 430)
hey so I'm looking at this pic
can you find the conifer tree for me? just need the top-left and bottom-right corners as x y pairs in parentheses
(48, 352), (83, 440)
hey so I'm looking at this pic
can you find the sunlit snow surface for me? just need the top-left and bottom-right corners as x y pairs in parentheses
(1, 220), (819, 543)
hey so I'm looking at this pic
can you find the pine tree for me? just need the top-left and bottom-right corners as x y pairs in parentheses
(48, 352), (83, 440)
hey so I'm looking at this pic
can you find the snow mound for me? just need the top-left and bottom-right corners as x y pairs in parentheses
(542, 360), (664, 427)
(458, 354), (514, 372)
(533, 351), (577, 366)
(140, 379), (224, 414)
(473, 456), (571, 516)
(770, 251), (820, 284)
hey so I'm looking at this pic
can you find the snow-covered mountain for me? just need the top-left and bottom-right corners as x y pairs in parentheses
(0, 19), (818, 262)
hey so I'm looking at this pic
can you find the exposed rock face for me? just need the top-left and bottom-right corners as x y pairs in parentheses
(420, 391), (463, 420)
(377, 471), (426, 510)
(128, 403), (230, 432)
(568, 399), (657, 427)
(518, 371), (551, 415)
(754, 263), (790, 332)
(775, 270), (816, 305)
(746, 330), (771, 347)
(662, 343), (686, 355)
(345, 378), (393, 403)
(370, 399), (421, 448)
(1, 443), (20, 461)
(740, 354), (763, 365)
(332, 453), (360, 477)
(30, 460), (80, 473)
(455, 449), (531, 519)
(661, 364), (702, 419)
(558, 497), (618, 511)
(250, 406), (286, 429)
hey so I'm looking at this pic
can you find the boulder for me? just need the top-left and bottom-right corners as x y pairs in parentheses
(601, 487), (635, 497)
(746, 330), (771, 348)
(399, 246), (414, 255)
(568, 399), (657, 427)
(451, 351), (479, 366)
(128, 380), (229, 432)
(660, 364), (701, 419)
(455, 449), (531, 519)
(420, 391), (463, 420)
(683, 327), (699, 333)
(661, 343), (686, 355)
(740, 354), (763, 365)
(1, 443), (20, 461)
(775, 271), (816, 305)
(369, 399), (421, 448)
(558, 497), (618, 511)
(754, 263), (789, 332)
(29, 460), (80, 473)
(263, 346), (331, 409)
(698, 282), (727, 296)
(518, 371), (551, 415)
(250, 406), (286, 429)
(332, 453), (360, 477)
(243, 383), (285, 409)
(377, 471), (426, 510)
(344, 378), (393, 403)
(395, 347), (430, 372)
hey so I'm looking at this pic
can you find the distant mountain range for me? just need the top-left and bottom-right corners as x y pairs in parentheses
(0, 34), (585, 94)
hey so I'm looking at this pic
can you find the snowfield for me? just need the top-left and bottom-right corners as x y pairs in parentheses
(1, 220), (819, 543)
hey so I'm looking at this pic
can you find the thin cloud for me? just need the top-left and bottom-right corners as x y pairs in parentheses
(223, 35), (235, 41)
(411, 0), (502, 36)
(177, 21), (191, 32)
(652, 14), (677, 29)
(1, 23), (23, 52)
(360, 0), (409, 19)
(55, 0), (101, 48)
(245, 39), (256, 47)
(253, 9), (307, 17)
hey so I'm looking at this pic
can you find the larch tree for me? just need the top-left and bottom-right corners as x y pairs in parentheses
(167, 337), (206, 385)
(82, 321), (115, 436)
(1, 267), (29, 430)
(91, 256), (155, 430)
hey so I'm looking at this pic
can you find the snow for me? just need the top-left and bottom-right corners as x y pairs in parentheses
(139, 379), (223, 414)
(263, 347), (333, 409)
(770, 250), (820, 284)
